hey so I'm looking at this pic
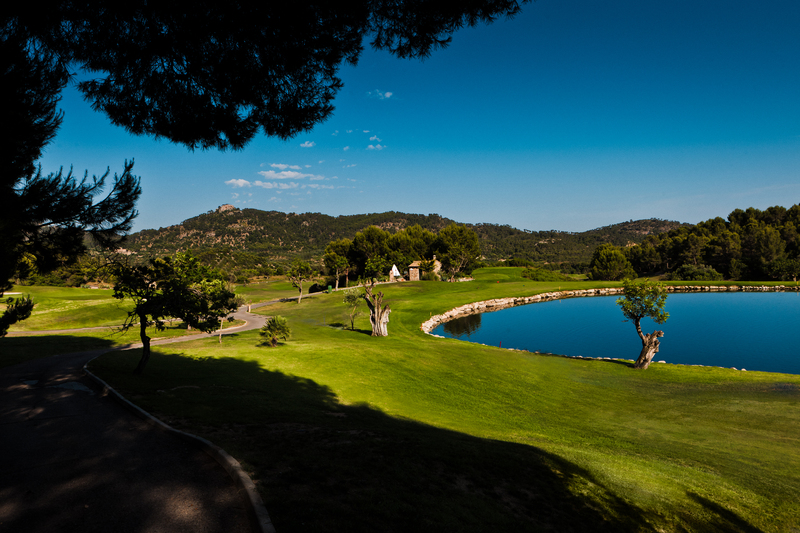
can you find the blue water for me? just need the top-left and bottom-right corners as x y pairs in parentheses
(432, 292), (800, 374)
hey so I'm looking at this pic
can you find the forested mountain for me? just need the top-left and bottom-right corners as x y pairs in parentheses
(117, 205), (684, 276)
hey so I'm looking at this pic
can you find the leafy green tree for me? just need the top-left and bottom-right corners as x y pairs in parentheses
(436, 224), (481, 282)
(364, 256), (390, 279)
(616, 279), (669, 370)
(350, 226), (391, 277)
(260, 316), (291, 347)
(342, 289), (364, 330)
(589, 243), (635, 281)
(324, 238), (352, 290)
(288, 260), (314, 303)
(768, 257), (800, 283)
(112, 252), (237, 374)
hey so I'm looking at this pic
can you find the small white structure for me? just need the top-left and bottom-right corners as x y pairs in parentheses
(389, 264), (402, 281)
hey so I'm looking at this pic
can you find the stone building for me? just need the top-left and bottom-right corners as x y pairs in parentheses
(408, 256), (442, 281)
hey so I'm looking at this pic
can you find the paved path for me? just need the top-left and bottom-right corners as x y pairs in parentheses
(0, 306), (269, 533)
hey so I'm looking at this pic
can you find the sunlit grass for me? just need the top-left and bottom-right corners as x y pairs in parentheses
(89, 268), (800, 531)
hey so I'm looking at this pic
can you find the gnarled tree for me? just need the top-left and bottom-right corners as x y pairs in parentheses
(363, 282), (391, 337)
(616, 279), (669, 369)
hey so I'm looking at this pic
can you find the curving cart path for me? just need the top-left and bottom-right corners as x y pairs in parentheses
(0, 305), (274, 533)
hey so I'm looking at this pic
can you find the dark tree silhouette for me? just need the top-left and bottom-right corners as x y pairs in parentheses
(5, 2), (530, 150)
(0, 34), (141, 334)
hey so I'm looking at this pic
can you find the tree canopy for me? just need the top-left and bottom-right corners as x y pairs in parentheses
(112, 252), (237, 373)
(6, 1), (530, 151)
(616, 279), (669, 370)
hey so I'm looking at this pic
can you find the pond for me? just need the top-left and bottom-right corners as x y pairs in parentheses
(432, 291), (800, 375)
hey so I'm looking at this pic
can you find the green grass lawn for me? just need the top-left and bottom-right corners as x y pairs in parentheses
(63, 270), (800, 530)
(234, 278), (309, 303)
(5, 285), (131, 331)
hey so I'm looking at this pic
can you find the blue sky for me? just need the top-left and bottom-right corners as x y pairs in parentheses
(38, 0), (800, 233)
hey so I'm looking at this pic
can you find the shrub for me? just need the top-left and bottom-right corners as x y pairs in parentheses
(666, 264), (724, 281)
(260, 316), (291, 347)
(521, 268), (571, 282)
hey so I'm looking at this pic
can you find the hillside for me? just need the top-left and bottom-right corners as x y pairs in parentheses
(119, 205), (685, 273)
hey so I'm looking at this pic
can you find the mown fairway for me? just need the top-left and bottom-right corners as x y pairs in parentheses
(4, 285), (131, 331)
(80, 269), (800, 531)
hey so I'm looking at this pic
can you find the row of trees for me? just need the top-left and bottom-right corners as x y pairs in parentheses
(589, 205), (800, 281)
(323, 223), (482, 288)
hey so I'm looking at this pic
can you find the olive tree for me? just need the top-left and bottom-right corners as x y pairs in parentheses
(616, 279), (669, 370)
(287, 260), (314, 303)
(363, 282), (391, 337)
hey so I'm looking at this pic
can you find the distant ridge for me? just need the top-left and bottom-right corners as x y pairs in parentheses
(123, 206), (686, 269)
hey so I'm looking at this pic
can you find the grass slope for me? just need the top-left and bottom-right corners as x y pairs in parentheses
(84, 269), (800, 531)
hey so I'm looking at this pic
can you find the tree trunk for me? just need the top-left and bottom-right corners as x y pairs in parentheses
(334, 269), (340, 291)
(634, 330), (664, 369)
(364, 283), (391, 337)
(135, 315), (151, 374)
(345, 268), (349, 288)
(297, 282), (303, 303)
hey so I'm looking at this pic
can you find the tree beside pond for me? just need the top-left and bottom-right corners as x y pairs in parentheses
(616, 279), (669, 370)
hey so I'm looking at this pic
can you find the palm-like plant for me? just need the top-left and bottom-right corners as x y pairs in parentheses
(260, 316), (291, 347)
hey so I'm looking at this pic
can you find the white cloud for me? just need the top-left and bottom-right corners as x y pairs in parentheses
(363, 130), (370, 133)
(366, 144), (385, 151)
(343, 164), (357, 168)
(258, 170), (323, 180)
(368, 90), (393, 100)
(305, 165), (311, 168)
(370, 135), (381, 142)
(268, 197), (279, 202)
(346, 130), (353, 133)
(303, 184), (335, 189)
(332, 130), (339, 136)
(318, 160), (325, 164)
(300, 141), (316, 148)
(343, 146), (350, 151)
(309, 176), (325, 181)
(270, 163), (301, 170)
(347, 178), (357, 182)
(231, 193), (239, 199)
(253, 181), (300, 190)
(225, 179), (252, 188)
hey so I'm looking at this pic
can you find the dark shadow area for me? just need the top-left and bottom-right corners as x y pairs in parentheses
(0, 342), (249, 533)
(684, 492), (764, 533)
(0, 334), (117, 369)
(327, 321), (346, 329)
(95, 350), (663, 533)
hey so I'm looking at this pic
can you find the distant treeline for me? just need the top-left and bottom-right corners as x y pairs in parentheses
(621, 205), (800, 281)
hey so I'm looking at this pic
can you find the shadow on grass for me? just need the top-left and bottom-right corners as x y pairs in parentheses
(684, 492), (764, 533)
(95, 350), (659, 533)
(0, 335), (118, 369)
